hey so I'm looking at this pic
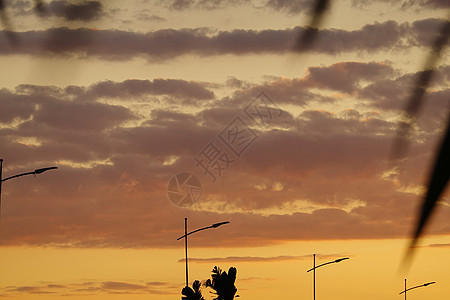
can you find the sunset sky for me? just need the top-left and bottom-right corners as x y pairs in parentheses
(0, 0), (449, 299)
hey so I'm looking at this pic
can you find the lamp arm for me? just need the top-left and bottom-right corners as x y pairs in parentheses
(1, 171), (36, 182)
(177, 225), (213, 240)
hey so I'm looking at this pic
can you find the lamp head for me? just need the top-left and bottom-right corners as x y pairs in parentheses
(211, 221), (230, 228)
(334, 257), (350, 263)
(34, 167), (58, 174)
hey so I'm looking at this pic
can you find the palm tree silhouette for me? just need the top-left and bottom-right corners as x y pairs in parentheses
(182, 280), (204, 300)
(205, 266), (238, 300)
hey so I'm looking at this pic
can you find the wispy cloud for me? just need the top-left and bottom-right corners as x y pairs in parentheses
(179, 253), (352, 263)
(37, 0), (104, 21)
(426, 243), (450, 248)
(1, 280), (178, 297)
(352, 0), (450, 9)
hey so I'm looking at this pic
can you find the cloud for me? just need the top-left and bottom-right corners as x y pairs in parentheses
(86, 78), (215, 102)
(226, 61), (397, 108)
(160, 0), (449, 12)
(179, 253), (351, 263)
(410, 18), (450, 48)
(352, 0), (450, 9)
(7, 285), (55, 294)
(426, 243), (450, 248)
(2, 281), (178, 297)
(0, 84), (136, 131)
(161, 0), (245, 10)
(101, 281), (149, 291)
(0, 60), (449, 249)
(135, 13), (166, 22)
(0, 89), (36, 123)
(161, 0), (332, 15)
(309, 20), (409, 54)
(402, 0), (450, 9)
(290, 0), (332, 52)
(266, 0), (315, 14)
(38, 0), (104, 21)
(304, 61), (395, 93)
(0, 19), (444, 60)
(359, 67), (450, 114)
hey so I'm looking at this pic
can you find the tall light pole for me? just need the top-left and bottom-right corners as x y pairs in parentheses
(306, 254), (349, 300)
(399, 279), (435, 299)
(177, 218), (230, 287)
(0, 159), (58, 213)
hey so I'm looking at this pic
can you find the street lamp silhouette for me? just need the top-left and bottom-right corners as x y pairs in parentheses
(399, 279), (435, 300)
(177, 218), (230, 287)
(306, 254), (349, 300)
(0, 159), (58, 212)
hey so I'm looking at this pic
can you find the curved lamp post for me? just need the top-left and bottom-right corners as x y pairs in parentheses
(0, 159), (58, 212)
(177, 218), (230, 287)
(306, 254), (349, 300)
(399, 279), (435, 300)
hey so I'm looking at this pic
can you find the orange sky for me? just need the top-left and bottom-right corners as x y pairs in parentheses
(0, 0), (449, 299)
(1, 237), (449, 299)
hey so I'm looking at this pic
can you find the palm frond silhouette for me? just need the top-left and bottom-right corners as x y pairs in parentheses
(293, 0), (330, 52)
(182, 280), (204, 300)
(205, 266), (238, 300)
(403, 114), (450, 264)
(397, 15), (450, 265)
(295, 0), (449, 267)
